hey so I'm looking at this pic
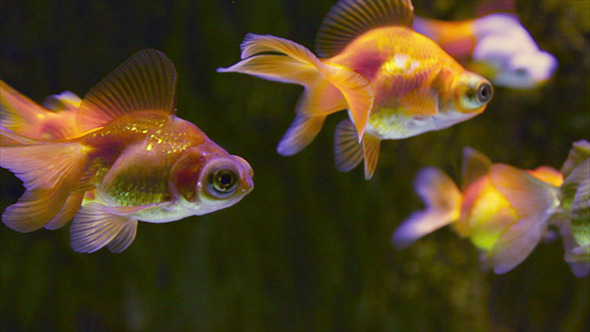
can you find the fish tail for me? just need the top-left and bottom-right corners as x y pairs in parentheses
(0, 80), (79, 139)
(0, 80), (48, 132)
(392, 167), (462, 249)
(218, 33), (374, 149)
(0, 133), (92, 232)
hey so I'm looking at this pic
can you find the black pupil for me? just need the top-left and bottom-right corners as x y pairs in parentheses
(478, 84), (491, 102)
(214, 170), (237, 192)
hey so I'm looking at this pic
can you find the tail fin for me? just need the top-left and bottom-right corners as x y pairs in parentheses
(392, 167), (462, 248)
(218, 33), (374, 152)
(0, 135), (91, 232)
(0, 80), (79, 139)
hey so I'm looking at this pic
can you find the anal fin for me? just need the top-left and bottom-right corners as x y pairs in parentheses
(362, 132), (381, 180)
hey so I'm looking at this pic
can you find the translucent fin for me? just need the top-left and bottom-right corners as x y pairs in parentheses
(44, 192), (85, 230)
(399, 87), (439, 117)
(0, 80), (79, 139)
(334, 119), (363, 172)
(77, 49), (177, 133)
(70, 203), (140, 253)
(0, 80), (47, 132)
(556, 218), (590, 278)
(315, 0), (414, 58)
(107, 218), (138, 253)
(42, 91), (82, 113)
(277, 114), (326, 156)
(362, 133), (381, 180)
(392, 167), (462, 248)
(488, 164), (560, 274)
(561, 140), (590, 179)
(461, 147), (492, 190)
(0, 140), (90, 232)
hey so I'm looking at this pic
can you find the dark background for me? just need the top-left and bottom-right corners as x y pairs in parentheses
(1, 1), (588, 331)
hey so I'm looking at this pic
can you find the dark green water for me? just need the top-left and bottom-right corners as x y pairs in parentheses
(1, 1), (588, 331)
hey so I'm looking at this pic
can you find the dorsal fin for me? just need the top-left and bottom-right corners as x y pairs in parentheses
(315, 0), (414, 58)
(461, 146), (492, 190)
(77, 49), (177, 133)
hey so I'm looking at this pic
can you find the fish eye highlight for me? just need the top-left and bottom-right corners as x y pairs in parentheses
(208, 168), (239, 198)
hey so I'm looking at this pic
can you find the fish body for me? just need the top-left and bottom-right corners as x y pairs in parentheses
(413, 12), (558, 89)
(219, 0), (493, 179)
(392, 147), (563, 274)
(0, 49), (254, 253)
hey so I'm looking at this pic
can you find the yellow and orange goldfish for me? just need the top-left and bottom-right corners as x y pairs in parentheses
(0, 49), (254, 253)
(391, 147), (564, 274)
(219, 0), (493, 179)
(413, 11), (558, 89)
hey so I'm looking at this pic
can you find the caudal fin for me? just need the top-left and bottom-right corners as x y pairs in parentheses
(0, 137), (91, 232)
(218, 33), (374, 153)
(392, 167), (462, 248)
(0, 80), (79, 139)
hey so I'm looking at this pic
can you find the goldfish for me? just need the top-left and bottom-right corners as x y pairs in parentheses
(218, 0), (493, 179)
(391, 147), (564, 274)
(413, 11), (558, 89)
(0, 49), (254, 253)
(553, 140), (590, 277)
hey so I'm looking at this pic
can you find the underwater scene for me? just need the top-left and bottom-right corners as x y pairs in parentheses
(0, 0), (588, 331)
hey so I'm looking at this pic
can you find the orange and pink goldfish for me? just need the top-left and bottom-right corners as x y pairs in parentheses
(413, 11), (558, 89)
(391, 147), (565, 274)
(218, 0), (493, 179)
(0, 49), (254, 253)
(553, 140), (589, 277)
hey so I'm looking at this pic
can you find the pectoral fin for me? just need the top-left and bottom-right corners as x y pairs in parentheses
(70, 203), (160, 253)
(488, 164), (559, 273)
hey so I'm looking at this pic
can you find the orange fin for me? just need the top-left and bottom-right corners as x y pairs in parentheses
(315, 0), (414, 58)
(0, 140), (90, 232)
(334, 119), (363, 173)
(488, 164), (560, 274)
(76, 49), (177, 133)
(461, 147), (492, 190)
(392, 167), (462, 248)
(70, 203), (142, 253)
(399, 87), (439, 117)
(277, 114), (326, 156)
(218, 33), (373, 141)
(0, 80), (48, 132)
(362, 132), (381, 180)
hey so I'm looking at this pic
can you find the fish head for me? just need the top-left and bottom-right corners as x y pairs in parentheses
(169, 145), (254, 215)
(451, 71), (494, 114)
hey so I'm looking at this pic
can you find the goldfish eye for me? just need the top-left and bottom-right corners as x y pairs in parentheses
(477, 82), (493, 104)
(208, 168), (238, 198)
